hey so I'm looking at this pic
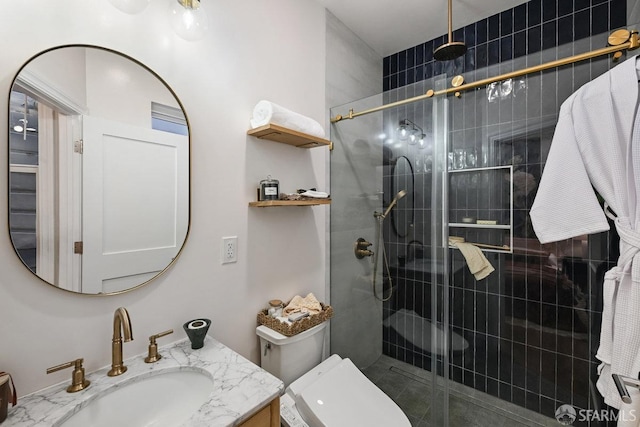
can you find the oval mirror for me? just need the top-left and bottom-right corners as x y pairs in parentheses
(391, 156), (414, 238)
(8, 45), (190, 295)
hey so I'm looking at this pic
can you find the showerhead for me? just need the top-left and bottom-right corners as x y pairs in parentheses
(433, 41), (467, 61)
(395, 189), (408, 201)
(434, 0), (467, 62)
(382, 190), (407, 219)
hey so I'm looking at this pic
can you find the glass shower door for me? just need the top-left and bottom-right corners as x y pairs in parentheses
(329, 75), (451, 426)
(440, 32), (617, 426)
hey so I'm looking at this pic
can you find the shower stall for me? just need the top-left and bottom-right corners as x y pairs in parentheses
(329, 28), (622, 426)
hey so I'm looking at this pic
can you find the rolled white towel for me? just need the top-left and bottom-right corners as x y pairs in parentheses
(299, 190), (329, 199)
(250, 100), (325, 138)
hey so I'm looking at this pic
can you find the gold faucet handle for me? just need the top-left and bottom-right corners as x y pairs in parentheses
(356, 239), (372, 249)
(144, 329), (174, 363)
(46, 358), (90, 393)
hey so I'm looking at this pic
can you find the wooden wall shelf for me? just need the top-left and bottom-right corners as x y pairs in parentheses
(247, 124), (331, 149)
(249, 199), (331, 207)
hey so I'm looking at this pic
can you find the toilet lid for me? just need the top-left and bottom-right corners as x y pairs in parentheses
(295, 358), (411, 427)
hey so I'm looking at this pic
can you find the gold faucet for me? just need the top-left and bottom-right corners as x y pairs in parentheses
(107, 307), (133, 377)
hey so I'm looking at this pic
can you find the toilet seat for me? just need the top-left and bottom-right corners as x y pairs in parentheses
(289, 356), (411, 427)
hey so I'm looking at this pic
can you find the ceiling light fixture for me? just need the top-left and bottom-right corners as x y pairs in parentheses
(108, 0), (151, 14)
(169, 0), (209, 41)
(13, 118), (36, 140)
(12, 93), (37, 141)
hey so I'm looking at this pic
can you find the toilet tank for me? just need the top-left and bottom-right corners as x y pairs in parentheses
(256, 322), (327, 387)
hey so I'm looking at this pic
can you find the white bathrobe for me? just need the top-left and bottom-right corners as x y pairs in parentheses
(530, 54), (640, 409)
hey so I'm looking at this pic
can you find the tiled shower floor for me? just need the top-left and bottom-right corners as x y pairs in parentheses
(362, 355), (558, 427)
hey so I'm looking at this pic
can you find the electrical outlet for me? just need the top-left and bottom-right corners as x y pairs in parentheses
(221, 236), (238, 264)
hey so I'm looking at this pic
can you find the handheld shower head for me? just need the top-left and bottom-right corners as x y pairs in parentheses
(381, 190), (407, 219)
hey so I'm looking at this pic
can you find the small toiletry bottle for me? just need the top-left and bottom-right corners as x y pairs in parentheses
(267, 300), (284, 318)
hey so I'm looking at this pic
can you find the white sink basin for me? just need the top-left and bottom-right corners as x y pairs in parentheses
(56, 369), (213, 427)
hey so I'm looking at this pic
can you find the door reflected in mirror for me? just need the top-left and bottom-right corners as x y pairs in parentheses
(8, 45), (190, 295)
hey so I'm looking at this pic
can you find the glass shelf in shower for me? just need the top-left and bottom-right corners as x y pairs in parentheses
(448, 165), (513, 173)
(448, 223), (511, 229)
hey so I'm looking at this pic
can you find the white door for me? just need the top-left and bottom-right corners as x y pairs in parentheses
(81, 116), (188, 294)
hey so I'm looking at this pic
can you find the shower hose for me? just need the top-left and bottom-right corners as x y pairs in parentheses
(372, 214), (394, 302)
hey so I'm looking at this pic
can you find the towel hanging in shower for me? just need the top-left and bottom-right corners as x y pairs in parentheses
(530, 54), (640, 410)
(448, 237), (494, 280)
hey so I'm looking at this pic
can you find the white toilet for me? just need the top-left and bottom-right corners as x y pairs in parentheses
(256, 323), (411, 427)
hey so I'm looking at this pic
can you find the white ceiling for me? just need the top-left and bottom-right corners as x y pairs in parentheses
(315, 0), (529, 57)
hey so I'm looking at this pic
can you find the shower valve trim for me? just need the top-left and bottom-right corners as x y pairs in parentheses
(355, 238), (374, 259)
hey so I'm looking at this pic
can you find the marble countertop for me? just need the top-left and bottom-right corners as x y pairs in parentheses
(4, 336), (284, 427)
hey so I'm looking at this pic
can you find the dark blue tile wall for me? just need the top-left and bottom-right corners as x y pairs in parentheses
(383, 0), (627, 91)
(381, 0), (626, 424)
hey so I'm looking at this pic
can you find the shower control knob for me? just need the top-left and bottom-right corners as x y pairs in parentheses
(355, 238), (374, 259)
(356, 239), (372, 250)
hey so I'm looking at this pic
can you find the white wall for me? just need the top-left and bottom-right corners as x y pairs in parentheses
(85, 48), (181, 127)
(26, 46), (181, 127)
(23, 47), (88, 110)
(0, 0), (328, 396)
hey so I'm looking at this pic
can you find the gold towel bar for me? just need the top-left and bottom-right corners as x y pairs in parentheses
(449, 236), (509, 251)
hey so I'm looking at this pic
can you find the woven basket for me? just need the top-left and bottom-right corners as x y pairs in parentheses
(257, 303), (333, 336)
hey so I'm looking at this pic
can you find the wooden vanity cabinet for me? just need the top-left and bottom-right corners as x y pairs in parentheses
(238, 397), (280, 427)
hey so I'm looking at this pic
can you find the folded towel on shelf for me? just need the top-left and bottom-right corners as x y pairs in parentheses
(250, 100), (325, 138)
(299, 190), (329, 199)
(279, 192), (330, 201)
(448, 237), (495, 280)
(283, 293), (323, 317)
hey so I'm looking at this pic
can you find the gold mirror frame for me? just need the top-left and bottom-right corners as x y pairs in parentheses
(7, 45), (191, 295)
